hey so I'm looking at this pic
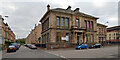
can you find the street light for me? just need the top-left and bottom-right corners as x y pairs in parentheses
(104, 21), (109, 44)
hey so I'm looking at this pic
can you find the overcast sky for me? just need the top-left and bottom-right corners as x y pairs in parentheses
(0, 0), (119, 39)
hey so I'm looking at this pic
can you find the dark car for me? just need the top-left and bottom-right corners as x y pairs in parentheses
(76, 44), (88, 50)
(10, 43), (19, 50)
(89, 43), (102, 49)
(18, 44), (21, 48)
(7, 45), (17, 52)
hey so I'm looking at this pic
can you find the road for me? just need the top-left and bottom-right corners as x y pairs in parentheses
(2, 46), (61, 58)
(45, 45), (119, 58)
(1, 45), (119, 59)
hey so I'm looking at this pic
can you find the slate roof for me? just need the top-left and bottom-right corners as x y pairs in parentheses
(97, 23), (107, 27)
(51, 8), (99, 19)
(107, 26), (120, 31)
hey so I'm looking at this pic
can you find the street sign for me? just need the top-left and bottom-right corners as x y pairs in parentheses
(62, 36), (69, 41)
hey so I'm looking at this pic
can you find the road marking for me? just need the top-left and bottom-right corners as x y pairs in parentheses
(44, 51), (67, 58)
(60, 56), (66, 58)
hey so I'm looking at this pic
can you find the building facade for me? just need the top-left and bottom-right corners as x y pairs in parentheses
(97, 23), (107, 43)
(26, 24), (42, 44)
(40, 5), (99, 49)
(0, 15), (16, 50)
(106, 26), (120, 43)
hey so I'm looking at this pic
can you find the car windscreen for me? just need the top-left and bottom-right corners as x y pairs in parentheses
(11, 43), (17, 46)
(9, 45), (15, 48)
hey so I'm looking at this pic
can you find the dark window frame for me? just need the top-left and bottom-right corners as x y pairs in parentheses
(57, 16), (60, 26)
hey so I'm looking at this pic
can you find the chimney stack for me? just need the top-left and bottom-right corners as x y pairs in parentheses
(74, 8), (79, 13)
(66, 6), (71, 11)
(47, 4), (50, 11)
(35, 24), (36, 27)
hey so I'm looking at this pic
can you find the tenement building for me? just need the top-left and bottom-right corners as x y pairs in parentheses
(26, 24), (42, 44)
(106, 26), (120, 43)
(40, 5), (99, 49)
(0, 15), (16, 50)
(97, 23), (107, 43)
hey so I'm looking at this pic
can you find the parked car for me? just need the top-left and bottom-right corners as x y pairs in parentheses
(89, 43), (102, 49)
(7, 45), (17, 52)
(76, 44), (88, 50)
(24, 44), (27, 46)
(10, 43), (19, 50)
(18, 44), (21, 48)
(26, 44), (32, 48)
(29, 45), (37, 49)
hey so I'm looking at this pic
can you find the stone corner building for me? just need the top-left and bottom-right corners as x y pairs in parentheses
(40, 5), (99, 49)
(97, 23), (107, 43)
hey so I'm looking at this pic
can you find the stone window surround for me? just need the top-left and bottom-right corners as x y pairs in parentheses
(56, 16), (69, 28)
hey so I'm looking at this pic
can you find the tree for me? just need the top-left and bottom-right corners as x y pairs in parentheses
(15, 38), (25, 44)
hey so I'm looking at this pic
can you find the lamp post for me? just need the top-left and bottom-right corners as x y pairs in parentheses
(104, 21), (109, 44)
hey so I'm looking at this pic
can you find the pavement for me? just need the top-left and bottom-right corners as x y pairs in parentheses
(2, 46), (61, 58)
(45, 45), (119, 58)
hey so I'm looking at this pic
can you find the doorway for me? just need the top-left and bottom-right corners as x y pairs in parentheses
(77, 33), (82, 45)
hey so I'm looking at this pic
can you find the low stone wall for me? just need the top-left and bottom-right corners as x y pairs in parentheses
(46, 43), (77, 49)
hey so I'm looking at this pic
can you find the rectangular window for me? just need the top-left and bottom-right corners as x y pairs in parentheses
(90, 21), (93, 29)
(76, 19), (79, 27)
(57, 32), (60, 42)
(109, 34), (111, 36)
(84, 20), (87, 28)
(57, 16), (60, 26)
(91, 34), (93, 42)
(109, 37), (111, 40)
(61, 17), (64, 26)
(114, 37), (116, 39)
(65, 18), (69, 27)
(85, 34), (87, 43)
(87, 21), (90, 29)
(99, 28), (100, 33)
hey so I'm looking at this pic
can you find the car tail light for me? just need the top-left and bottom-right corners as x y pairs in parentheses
(13, 47), (15, 49)
(7, 48), (9, 49)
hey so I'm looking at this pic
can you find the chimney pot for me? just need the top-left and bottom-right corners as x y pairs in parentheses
(47, 4), (50, 11)
(74, 8), (79, 12)
(66, 6), (71, 10)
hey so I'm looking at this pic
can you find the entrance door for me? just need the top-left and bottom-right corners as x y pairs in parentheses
(77, 33), (82, 45)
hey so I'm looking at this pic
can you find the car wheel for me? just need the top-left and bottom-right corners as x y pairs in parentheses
(7, 51), (9, 53)
(80, 48), (81, 50)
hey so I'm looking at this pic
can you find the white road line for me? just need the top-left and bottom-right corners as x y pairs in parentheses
(45, 51), (67, 58)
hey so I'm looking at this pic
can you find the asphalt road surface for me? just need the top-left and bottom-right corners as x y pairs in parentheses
(45, 45), (119, 58)
(1, 45), (119, 59)
(2, 46), (61, 58)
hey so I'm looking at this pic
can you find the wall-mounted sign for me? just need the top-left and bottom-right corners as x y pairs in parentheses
(62, 36), (69, 41)
(62, 37), (66, 40)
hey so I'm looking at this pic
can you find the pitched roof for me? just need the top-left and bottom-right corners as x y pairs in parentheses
(97, 23), (107, 27)
(51, 8), (99, 19)
(107, 26), (120, 31)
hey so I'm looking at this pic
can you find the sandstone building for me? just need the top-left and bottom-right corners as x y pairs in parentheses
(40, 5), (99, 49)
(26, 24), (42, 44)
(106, 26), (120, 43)
(0, 15), (16, 50)
(97, 23), (107, 43)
